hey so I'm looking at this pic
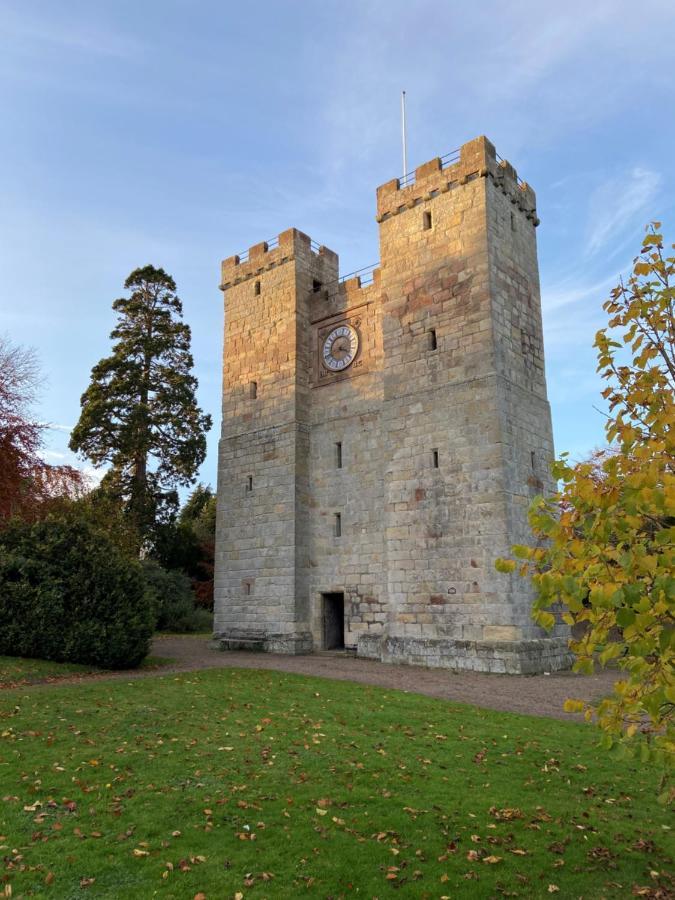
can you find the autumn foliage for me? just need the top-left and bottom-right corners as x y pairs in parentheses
(0, 335), (84, 524)
(497, 226), (674, 790)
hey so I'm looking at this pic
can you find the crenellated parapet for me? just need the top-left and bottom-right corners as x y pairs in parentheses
(214, 132), (568, 674)
(309, 267), (381, 325)
(375, 135), (538, 226)
(339, 265), (381, 298)
(220, 227), (338, 290)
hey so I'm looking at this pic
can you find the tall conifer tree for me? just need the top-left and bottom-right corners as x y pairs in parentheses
(70, 266), (211, 546)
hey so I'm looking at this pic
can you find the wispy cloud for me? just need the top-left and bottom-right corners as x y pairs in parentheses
(543, 270), (621, 313)
(0, 7), (143, 59)
(38, 449), (103, 487)
(586, 167), (661, 255)
(541, 262), (631, 352)
(41, 449), (67, 461)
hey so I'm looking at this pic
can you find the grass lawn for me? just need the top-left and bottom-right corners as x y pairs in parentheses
(0, 656), (174, 688)
(0, 669), (672, 898)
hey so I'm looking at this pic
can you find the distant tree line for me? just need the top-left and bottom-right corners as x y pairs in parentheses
(0, 266), (214, 668)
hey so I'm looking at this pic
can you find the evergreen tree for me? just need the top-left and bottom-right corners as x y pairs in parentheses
(154, 483), (216, 609)
(70, 266), (211, 545)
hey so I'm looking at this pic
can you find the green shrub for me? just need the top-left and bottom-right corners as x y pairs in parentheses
(140, 560), (212, 633)
(0, 517), (154, 668)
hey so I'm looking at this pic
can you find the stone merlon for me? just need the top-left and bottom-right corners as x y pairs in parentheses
(376, 135), (537, 225)
(220, 228), (338, 289)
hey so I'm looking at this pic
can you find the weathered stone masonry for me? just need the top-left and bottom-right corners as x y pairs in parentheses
(214, 135), (572, 674)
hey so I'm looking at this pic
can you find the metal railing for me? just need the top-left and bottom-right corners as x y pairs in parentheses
(339, 263), (378, 287)
(399, 169), (417, 188)
(496, 152), (524, 185)
(440, 149), (460, 169)
(232, 235), (279, 263)
(398, 147), (461, 189)
(233, 234), (328, 263)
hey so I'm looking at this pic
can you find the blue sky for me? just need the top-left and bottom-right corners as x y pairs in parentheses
(1, 0), (674, 491)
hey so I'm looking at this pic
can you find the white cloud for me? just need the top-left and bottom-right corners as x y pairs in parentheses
(586, 168), (661, 256)
(38, 448), (104, 488)
(542, 270), (620, 313)
(0, 7), (142, 59)
(41, 449), (67, 461)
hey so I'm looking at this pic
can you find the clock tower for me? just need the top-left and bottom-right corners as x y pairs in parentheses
(214, 135), (572, 674)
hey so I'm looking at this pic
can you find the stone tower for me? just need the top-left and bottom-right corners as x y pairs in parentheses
(214, 135), (571, 674)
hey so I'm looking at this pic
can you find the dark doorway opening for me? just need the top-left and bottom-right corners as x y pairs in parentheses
(322, 592), (345, 650)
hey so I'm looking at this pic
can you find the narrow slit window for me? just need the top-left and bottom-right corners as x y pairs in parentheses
(423, 210), (432, 230)
(254, 280), (261, 295)
(429, 328), (437, 351)
(432, 448), (439, 469)
(530, 450), (536, 470)
(313, 279), (322, 293)
(242, 580), (252, 596)
(334, 513), (342, 537)
(510, 211), (516, 232)
(335, 441), (343, 469)
(246, 475), (253, 493)
(250, 380), (258, 399)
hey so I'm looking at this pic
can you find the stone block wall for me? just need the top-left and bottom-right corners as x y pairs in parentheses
(214, 135), (572, 674)
(308, 275), (385, 649)
(214, 230), (338, 649)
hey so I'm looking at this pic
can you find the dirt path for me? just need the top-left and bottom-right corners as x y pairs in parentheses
(152, 635), (618, 722)
(2, 635), (618, 722)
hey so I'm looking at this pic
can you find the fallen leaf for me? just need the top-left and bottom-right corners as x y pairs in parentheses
(489, 806), (524, 821)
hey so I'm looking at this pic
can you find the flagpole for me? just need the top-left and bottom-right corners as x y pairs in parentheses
(401, 90), (408, 177)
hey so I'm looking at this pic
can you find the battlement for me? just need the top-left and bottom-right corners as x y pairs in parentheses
(215, 132), (564, 674)
(375, 135), (538, 225)
(220, 227), (338, 289)
(339, 264), (380, 293)
(309, 266), (381, 325)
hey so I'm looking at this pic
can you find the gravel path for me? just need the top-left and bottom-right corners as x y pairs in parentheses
(149, 635), (615, 723)
(3, 635), (617, 723)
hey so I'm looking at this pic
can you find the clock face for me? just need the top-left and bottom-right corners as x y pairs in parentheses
(322, 324), (359, 372)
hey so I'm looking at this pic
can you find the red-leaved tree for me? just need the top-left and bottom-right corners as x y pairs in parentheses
(0, 335), (84, 523)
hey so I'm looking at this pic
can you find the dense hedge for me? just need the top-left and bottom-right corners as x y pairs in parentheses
(140, 559), (212, 633)
(0, 518), (154, 668)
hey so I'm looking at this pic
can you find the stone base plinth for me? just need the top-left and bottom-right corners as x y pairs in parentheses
(356, 632), (384, 660)
(213, 630), (313, 655)
(358, 634), (572, 675)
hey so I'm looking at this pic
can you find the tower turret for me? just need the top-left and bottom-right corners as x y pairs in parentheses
(214, 136), (571, 674)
